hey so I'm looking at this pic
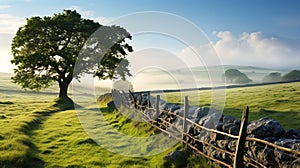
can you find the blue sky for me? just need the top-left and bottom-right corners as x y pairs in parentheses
(1, 0), (300, 73)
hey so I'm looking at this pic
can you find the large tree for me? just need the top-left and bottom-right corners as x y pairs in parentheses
(262, 72), (282, 83)
(282, 70), (300, 81)
(11, 10), (133, 100)
(223, 69), (252, 84)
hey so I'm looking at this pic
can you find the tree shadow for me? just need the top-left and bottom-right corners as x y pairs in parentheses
(22, 97), (82, 167)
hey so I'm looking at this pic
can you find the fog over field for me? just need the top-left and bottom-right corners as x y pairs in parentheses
(91, 65), (289, 92)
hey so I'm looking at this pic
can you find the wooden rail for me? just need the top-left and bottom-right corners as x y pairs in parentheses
(120, 90), (300, 168)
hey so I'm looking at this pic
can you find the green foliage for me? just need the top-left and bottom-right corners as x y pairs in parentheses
(224, 69), (252, 84)
(262, 72), (282, 82)
(113, 79), (134, 91)
(11, 10), (133, 99)
(282, 70), (300, 81)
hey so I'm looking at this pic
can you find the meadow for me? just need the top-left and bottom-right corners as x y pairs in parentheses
(164, 82), (300, 130)
(0, 72), (299, 167)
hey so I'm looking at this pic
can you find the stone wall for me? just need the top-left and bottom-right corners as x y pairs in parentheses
(128, 92), (300, 168)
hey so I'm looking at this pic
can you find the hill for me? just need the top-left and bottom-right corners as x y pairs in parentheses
(129, 65), (290, 91)
(0, 73), (188, 167)
(0, 71), (299, 167)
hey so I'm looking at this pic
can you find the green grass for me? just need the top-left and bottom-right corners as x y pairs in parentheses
(164, 82), (300, 130)
(0, 77), (186, 167)
(30, 102), (182, 167)
(0, 72), (299, 167)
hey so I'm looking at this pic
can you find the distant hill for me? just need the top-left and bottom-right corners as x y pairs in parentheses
(0, 72), (13, 77)
(170, 65), (289, 83)
(1, 65), (293, 92)
(130, 65), (292, 91)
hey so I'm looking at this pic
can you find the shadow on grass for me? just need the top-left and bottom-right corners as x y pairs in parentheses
(19, 97), (80, 167)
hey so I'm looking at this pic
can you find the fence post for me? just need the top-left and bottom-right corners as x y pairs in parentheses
(234, 106), (249, 168)
(128, 90), (137, 109)
(182, 96), (188, 140)
(139, 92), (142, 110)
(155, 95), (160, 117)
(147, 91), (151, 108)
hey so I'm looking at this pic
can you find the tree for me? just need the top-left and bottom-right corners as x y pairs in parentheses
(282, 70), (300, 81)
(262, 72), (282, 83)
(113, 80), (134, 92)
(11, 10), (133, 102)
(224, 69), (252, 84)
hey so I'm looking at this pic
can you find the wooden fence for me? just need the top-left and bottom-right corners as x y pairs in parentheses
(116, 90), (300, 168)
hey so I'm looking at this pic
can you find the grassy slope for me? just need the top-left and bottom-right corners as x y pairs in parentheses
(0, 74), (185, 167)
(30, 102), (181, 167)
(0, 72), (299, 167)
(165, 82), (300, 130)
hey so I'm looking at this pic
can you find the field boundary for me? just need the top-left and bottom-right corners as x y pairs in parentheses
(115, 90), (300, 168)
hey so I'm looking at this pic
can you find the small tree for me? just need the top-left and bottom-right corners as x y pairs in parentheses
(282, 70), (300, 81)
(262, 72), (282, 83)
(224, 69), (252, 84)
(11, 10), (133, 102)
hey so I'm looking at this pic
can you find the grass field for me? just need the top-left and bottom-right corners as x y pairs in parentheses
(0, 74), (203, 167)
(0, 72), (299, 167)
(164, 82), (300, 130)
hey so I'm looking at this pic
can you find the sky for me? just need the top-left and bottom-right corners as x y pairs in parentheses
(1, 0), (300, 74)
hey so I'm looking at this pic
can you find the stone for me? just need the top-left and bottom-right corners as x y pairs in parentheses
(247, 117), (285, 138)
(216, 122), (224, 131)
(192, 107), (209, 123)
(164, 150), (185, 161)
(198, 112), (222, 129)
(274, 138), (300, 150)
(170, 104), (181, 112)
(228, 125), (240, 136)
(284, 128), (300, 139)
(274, 138), (300, 166)
(210, 150), (225, 161)
(223, 115), (236, 124)
(257, 146), (275, 166)
(292, 158), (300, 168)
(107, 101), (116, 112)
(264, 137), (278, 143)
(233, 119), (241, 125)
(217, 139), (229, 150)
(227, 140), (237, 152)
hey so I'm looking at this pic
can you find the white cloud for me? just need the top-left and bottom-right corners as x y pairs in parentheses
(68, 6), (94, 18)
(0, 14), (25, 34)
(94, 16), (115, 25)
(0, 13), (25, 72)
(0, 5), (11, 10)
(67, 6), (114, 25)
(179, 31), (300, 69)
(0, 33), (14, 73)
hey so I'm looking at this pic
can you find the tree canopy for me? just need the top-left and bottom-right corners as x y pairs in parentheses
(262, 72), (282, 83)
(282, 70), (300, 81)
(224, 69), (252, 84)
(11, 10), (133, 101)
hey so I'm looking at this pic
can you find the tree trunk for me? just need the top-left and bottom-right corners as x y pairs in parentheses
(58, 75), (73, 99)
(59, 82), (69, 99)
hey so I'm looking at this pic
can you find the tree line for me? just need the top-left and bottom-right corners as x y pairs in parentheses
(224, 69), (300, 84)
